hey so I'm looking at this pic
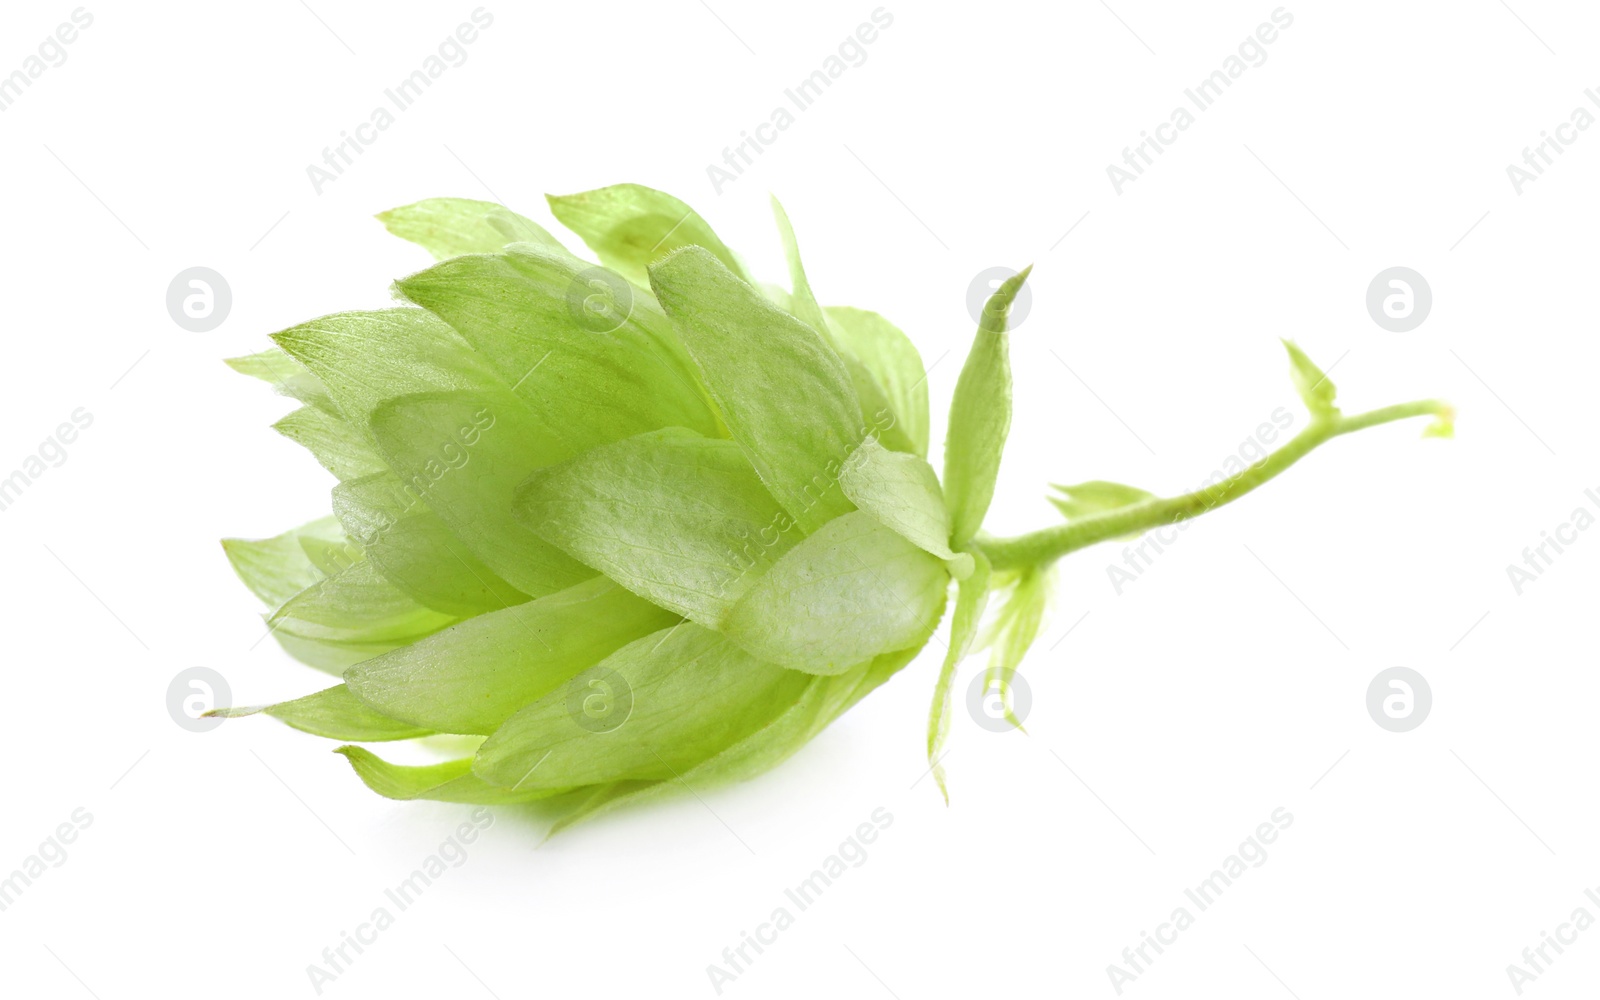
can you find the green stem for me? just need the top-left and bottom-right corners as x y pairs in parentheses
(975, 399), (1452, 573)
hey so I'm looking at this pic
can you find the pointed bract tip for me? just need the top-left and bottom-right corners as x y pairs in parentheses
(978, 266), (1033, 333)
(202, 705), (263, 720)
(999, 266), (1031, 295)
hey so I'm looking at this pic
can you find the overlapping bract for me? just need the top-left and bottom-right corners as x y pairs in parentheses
(224, 188), (1013, 828)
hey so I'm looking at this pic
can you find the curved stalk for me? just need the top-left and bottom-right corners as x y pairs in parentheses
(975, 399), (1453, 573)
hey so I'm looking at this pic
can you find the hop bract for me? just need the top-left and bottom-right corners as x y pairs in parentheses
(223, 186), (1020, 828)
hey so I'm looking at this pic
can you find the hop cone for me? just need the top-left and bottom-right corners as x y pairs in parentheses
(223, 186), (1021, 830)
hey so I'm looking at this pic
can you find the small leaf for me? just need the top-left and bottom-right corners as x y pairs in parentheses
(945, 267), (1030, 549)
(723, 511), (948, 675)
(332, 472), (531, 617)
(225, 348), (336, 412)
(366, 390), (593, 600)
(1048, 480), (1155, 520)
(678, 640), (930, 789)
(839, 438), (967, 570)
(826, 306), (930, 459)
(547, 183), (753, 286)
(649, 246), (864, 533)
(770, 196), (830, 335)
(1048, 480), (1156, 541)
(1282, 339), (1339, 418)
(345, 576), (677, 735)
(926, 550), (991, 802)
(771, 197), (919, 455)
(534, 640), (935, 834)
(270, 560), (457, 646)
(213, 684), (431, 742)
(271, 632), (406, 674)
(272, 309), (504, 424)
(535, 781), (660, 840)
(514, 427), (800, 627)
(336, 746), (570, 804)
(222, 517), (348, 607)
(485, 206), (568, 249)
(377, 197), (566, 260)
(472, 623), (810, 791)
(298, 534), (364, 578)
(394, 245), (720, 452)
(981, 568), (1050, 732)
(273, 405), (387, 481)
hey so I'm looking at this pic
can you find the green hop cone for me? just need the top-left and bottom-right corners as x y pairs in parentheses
(221, 187), (985, 831)
(223, 185), (1454, 832)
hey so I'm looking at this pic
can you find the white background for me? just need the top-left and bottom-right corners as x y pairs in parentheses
(1, 1), (1596, 997)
